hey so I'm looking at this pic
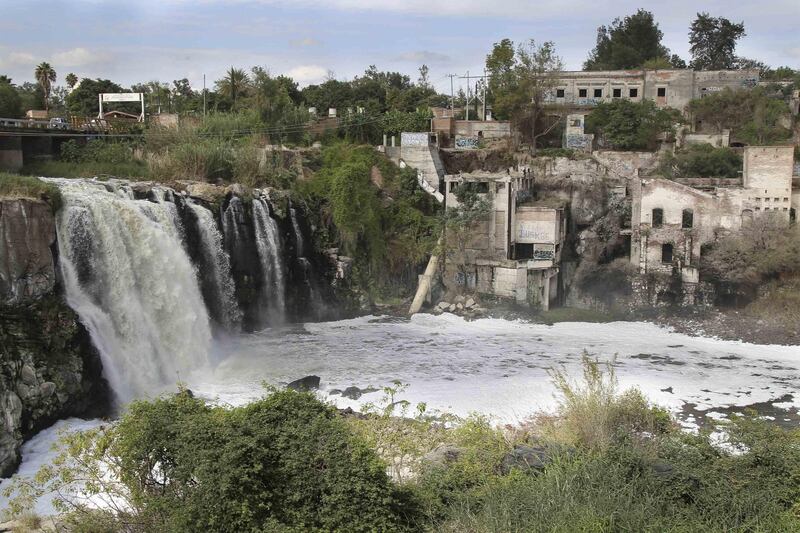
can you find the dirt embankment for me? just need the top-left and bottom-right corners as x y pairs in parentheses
(652, 309), (800, 346)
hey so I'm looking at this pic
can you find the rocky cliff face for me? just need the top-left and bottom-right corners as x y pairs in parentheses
(0, 198), (107, 477)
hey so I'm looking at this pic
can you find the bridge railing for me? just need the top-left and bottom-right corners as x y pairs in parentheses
(0, 117), (51, 129)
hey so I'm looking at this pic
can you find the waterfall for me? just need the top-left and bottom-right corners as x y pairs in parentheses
(290, 205), (305, 257)
(50, 179), (212, 403)
(186, 201), (241, 330)
(222, 196), (246, 250)
(252, 198), (286, 320)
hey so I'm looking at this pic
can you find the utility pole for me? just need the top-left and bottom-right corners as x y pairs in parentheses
(465, 70), (470, 121)
(459, 71), (490, 121)
(446, 74), (456, 117)
(203, 74), (207, 118)
(483, 68), (487, 120)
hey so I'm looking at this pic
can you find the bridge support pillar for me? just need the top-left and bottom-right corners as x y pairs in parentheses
(0, 137), (23, 171)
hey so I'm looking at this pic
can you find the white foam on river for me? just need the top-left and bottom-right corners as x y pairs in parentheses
(188, 313), (800, 423)
(3, 313), (799, 516)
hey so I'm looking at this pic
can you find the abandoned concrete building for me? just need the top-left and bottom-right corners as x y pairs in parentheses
(441, 169), (566, 309)
(548, 69), (760, 112)
(558, 69), (761, 152)
(431, 116), (512, 149)
(629, 145), (797, 302)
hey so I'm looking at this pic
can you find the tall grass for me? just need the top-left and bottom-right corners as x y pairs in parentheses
(414, 355), (800, 532)
(0, 172), (62, 211)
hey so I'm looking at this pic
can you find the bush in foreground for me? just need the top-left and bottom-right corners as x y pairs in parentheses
(4, 390), (414, 532)
(5, 359), (800, 532)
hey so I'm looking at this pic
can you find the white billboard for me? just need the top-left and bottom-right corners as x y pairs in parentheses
(101, 93), (143, 102)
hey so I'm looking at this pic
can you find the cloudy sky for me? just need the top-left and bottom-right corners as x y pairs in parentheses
(1, 0), (798, 94)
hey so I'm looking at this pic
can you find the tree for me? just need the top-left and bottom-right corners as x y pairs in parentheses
(485, 38), (516, 114)
(585, 99), (680, 150)
(418, 64), (430, 89)
(16, 82), (45, 113)
(65, 72), (78, 89)
(0, 79), (22, 117)
(584, 10), (671, 70)
(34, 61), (56, 113)
(734, 57), (769, 77)
(442, 183), (492, 290)
(215, 67), (250, 109)
(66, 78), (125, 116)
(689, 13), (746, 70)
(485, 39), (564, 153)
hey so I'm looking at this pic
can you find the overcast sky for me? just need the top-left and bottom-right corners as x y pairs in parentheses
(1, 0), (798, 95)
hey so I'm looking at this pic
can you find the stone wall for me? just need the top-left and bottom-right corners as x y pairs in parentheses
(0, 199), (108, 477)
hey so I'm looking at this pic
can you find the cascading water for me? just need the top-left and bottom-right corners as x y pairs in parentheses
(222, 196), (246, 250)
(186, 201), (241, 330)
(252, 197), (286, 320)
(50, 179), (212, 403)
(289, 203), (324, 318)
(289, 205), (305, 257)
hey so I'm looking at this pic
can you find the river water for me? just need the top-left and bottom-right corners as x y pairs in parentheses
(3, 313), (800, 515)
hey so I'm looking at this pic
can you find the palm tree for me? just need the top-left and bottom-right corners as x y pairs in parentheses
(34, 62), (57, 113)
(65, 72), (78, 89)
(215, 67), (249, 108)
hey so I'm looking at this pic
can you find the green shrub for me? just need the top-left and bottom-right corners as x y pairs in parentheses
(659, 143), (743, 179)
(586, 99), (681, 150)
(297, 142), (439, 297)
(534, 147), (576, 158)
(6, 390), (415, 532)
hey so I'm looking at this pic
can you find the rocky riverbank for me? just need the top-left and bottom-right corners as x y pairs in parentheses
(0, 198), (108, 477)
(654, 309), (800, 346)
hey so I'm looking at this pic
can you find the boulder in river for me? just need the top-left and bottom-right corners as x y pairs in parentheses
(287, 375), (321, 391)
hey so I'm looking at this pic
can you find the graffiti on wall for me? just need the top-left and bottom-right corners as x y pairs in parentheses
(533, 244), (555, 261)
(455, 136), (480, 149)
(517, 221), (556, 243)
(565, 133), (593, 152)
(400, 132), (429, 146)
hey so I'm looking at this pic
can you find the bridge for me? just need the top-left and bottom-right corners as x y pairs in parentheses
(0, 117), (109, 172)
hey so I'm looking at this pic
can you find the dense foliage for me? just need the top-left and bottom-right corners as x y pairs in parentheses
(701, 215), (800, 292)
(584, 9), (683, 70)
(6, 390), (415, 532)
(659, 144), (743, 179)
(66, 78), (128, 116)
(687, 87), (793, 145)
(585, 99), (680, 150)
(0, 80), (22, 117)
(298, 143), (440, 296)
